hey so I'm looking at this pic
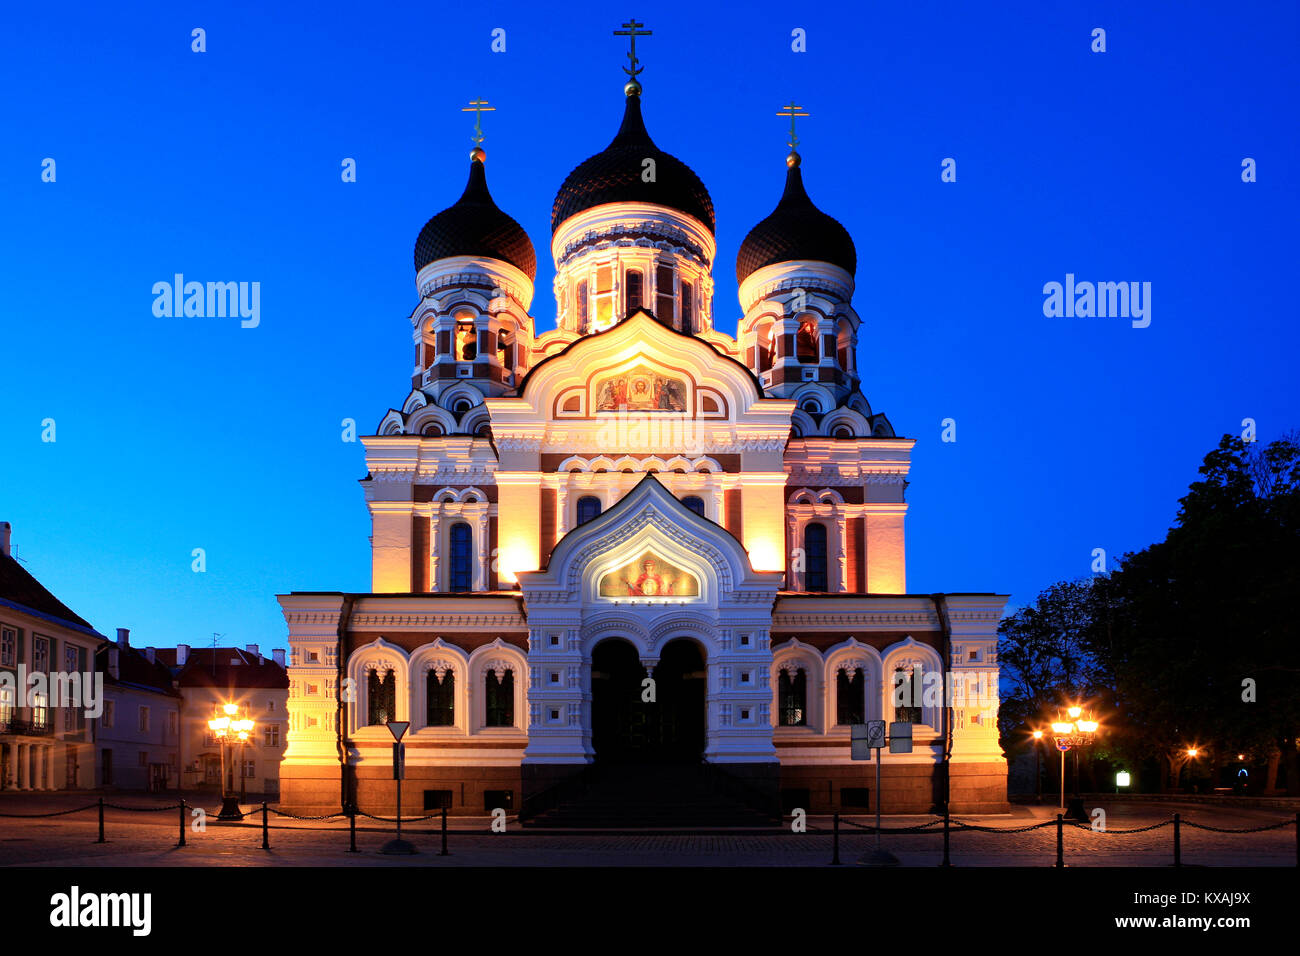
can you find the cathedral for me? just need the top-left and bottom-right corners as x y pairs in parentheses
(278, 28), (1008, 821)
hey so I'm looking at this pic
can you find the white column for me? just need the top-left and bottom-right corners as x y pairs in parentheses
(835, 512), (849, 592)
(17, 744), (28, 790)
(429, 513), (441, 592)
(5, 744), (14, 790)
(45, 746), (56, 790)
(556, 485), (570, 542)
(474, 507), (490, 591)
(31, 745), (43, 791)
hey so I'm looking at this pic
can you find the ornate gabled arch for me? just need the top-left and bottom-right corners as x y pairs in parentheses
(406, 403), (456, 437)
(790, 382), (836, 416)
(882, 636), (944, 730)
(467, 639), (529, 734)
(824, 638), (883, 729)
(347, 637), (408, 737)
(822, 406), (871, 439)
(789, 408), (817, 438)
(771, 637), (825, 733)
(438, 383), (485, 412)
(408, 639), (470, 736)
(377, 409), (405, 436)
(580, 613), (652, 657)
(401, 389), (429, 414)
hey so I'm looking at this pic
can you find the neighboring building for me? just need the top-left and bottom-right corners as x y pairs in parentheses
(95, 628), (182, 791)
(155, 646), (288, 797)
(0, 522), (104, 791)
(279, 42), (1008, 819)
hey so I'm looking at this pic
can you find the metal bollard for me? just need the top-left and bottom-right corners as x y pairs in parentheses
(1173, 813), (1181, 868)
(96, 797), (105, 844)
(348, 806), (358, 853)
(941, 812), (952, 868)
(440, 805), (449, 856)
(177, 799), (187, 848)
(831, 812), (841, 865)
(261, 802), (270, 850)
(1055, 813), (1064, 868)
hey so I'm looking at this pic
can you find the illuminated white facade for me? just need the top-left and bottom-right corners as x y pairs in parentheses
(278, 77), (1007, 819)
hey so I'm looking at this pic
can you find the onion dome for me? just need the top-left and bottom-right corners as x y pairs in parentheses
(551, 88), (715, 234)
(735, 152), (856, 284)
(414, 150), (537, 280)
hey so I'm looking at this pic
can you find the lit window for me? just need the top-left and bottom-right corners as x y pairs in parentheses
(778, 668), (807, 727)
(594, 265), (615, 327)
(796, 319), (818, 363)
(456, 321), (477, 361)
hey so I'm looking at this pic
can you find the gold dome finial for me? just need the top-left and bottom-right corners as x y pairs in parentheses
(786, 151), (801, 168)
(470, 146), (486, 163)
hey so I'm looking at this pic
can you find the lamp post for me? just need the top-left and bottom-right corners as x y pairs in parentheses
(208, 703), (255, 821)
(1031, 730), (1044, 803)
(1046, 706), (1098, 823)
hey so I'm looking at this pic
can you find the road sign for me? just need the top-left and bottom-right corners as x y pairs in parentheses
(386, 720), (410, 741)
(393, 741), (406, 780)
(888, 721), (913, 754)
(851, 721), (887, 759)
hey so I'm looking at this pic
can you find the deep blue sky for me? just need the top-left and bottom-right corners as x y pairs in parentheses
(1, 1), (1296, 652)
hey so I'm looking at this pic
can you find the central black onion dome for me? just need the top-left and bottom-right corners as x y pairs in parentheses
(735, 153), (856, 284)
(551, 89), (715, 234)
(415, 151), (537, 280)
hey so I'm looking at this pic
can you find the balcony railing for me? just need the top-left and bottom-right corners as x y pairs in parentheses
(0, 716), (53, 736)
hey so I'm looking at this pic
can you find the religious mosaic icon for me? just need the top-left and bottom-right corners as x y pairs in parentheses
(593, 366), (687, 411)
(598, 551), (699, 597)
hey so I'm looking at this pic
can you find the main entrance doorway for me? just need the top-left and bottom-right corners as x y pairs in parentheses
(591, 638), (705, 763)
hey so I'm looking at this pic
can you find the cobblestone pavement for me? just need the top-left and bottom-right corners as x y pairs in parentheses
(0, 793), (1293, 867)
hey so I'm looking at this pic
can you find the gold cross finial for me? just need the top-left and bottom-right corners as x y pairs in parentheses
(777, 102), (809, 151)
(614, 18), (652, 76)
(462, 97), (495, 146)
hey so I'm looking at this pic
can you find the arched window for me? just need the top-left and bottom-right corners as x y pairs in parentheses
(449, 523), (473, 592)
(427, 670), (455, 726)
(367, 668), (395, 726)
(836, 667), (865, 725)
(456, 321), (477, 361)
(796, 319), (818, 363)
(893, 665), (923, 724)
(453, 399), (472, 416)
(804, 523), (828, 592)
(681, 281), (694, 333)
(682, 495), (705, 516)
(576, 496), (601, 526)
(778, 668), (807, 726)
(485, 669), (514, 727)
(836, 318), (853, 373)
(625, 269), (643, 315)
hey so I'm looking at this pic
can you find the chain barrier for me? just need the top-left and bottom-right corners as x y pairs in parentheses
(1181, 818), (1296, 834)
(266, 807), (347, 822)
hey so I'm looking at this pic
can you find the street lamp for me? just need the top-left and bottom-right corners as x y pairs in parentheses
(1031, 730), (1044, 803)
(208, 703), (255, 821)
(1045, 705), (1099, 822)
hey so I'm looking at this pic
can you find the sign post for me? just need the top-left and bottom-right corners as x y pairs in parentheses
(851, 720), (906, 867)
(381, 720), (416, 855)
